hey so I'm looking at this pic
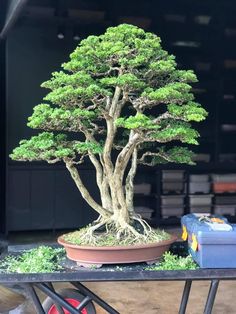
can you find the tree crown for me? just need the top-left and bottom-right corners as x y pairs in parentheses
(11, 24), (207, 166)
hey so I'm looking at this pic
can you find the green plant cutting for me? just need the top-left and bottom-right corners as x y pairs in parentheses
(10, 24), (207, 246)
(0, 246), (65, 273)
(146, 252), (198, 271)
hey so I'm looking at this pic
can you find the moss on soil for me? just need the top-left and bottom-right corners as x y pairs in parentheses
(63, 226), (171, 246)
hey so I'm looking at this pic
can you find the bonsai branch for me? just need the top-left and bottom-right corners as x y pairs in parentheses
(47, 158), (61, 164)
(64, 159), (109, 218)
(102, 87), (122, 173)
(114, 131), (140, 177)
(125, 147), (138, 213)
(110, 86), (122, 117)
(138, 151), (173, 166)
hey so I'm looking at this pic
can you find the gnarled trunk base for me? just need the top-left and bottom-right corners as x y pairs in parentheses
(76, 213), (165, 246)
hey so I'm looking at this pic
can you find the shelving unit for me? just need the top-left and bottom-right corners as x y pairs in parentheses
(134, 168), (236, 227)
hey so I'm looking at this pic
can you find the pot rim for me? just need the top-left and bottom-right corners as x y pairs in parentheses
(58, 234), (177, 251)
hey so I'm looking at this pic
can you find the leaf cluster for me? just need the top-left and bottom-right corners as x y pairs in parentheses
(147, 252), (198, 270)
(10, 132), (103, 161)
(0, 246), (65, 273)
(116, 113), (159, 130)
(28, 104), (98, 131)
(168, 102), (207, 122)
(151, 120), (200, 145)
(153, 147), (195, 165)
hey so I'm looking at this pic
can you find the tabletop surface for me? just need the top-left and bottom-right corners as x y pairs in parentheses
(0, 258), (236, 283)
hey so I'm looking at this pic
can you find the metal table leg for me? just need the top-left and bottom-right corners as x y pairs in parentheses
(204, 280), (220, 314)
(35, 283), (81, 314)
(77, 296), (93, 311)
(46, 282), (64, 314)
(179, 280), (192, 314)
(22, 283), (45, 314)
(71, 281), (120, 314)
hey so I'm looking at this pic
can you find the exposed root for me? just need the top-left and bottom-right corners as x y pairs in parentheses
(132, 215), (166, 241)
(116, 222), (142, 242)
(78, 217), (110, 245)
(90, 220), (108, 234)
(131, 215), (153, 234)
(64, 216), (171, 246)
(93, 215), (103, 224)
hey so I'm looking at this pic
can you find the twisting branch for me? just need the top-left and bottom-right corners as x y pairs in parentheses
(64, 158), (110, 218)
(114, 131), (140, 177)
(153, 112), (173, 123)
(138, 151), (174, 166)
(88, 152), (112, 212)
(82, 129), (113, 211)
(110, 86), (122, 117)
(125, 147), (138, 213)
(82, 128), (105, 171)
(88, 153), (103, 186)
(71, 155), (86, 165)
(132, 96), (157, 111)
(47, 158), (61, 164)
(91, 67), (120, 78)
(105, 96), (112, 110)
(102, 118), (115, 176)
(102, 87), (122, 176)
(85, 103), (97, 111)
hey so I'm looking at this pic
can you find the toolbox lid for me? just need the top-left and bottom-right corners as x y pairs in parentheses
(197, 226), (236, 244)
(181, 214), (236, 244)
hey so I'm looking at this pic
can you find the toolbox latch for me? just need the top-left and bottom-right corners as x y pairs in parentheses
(191, 234), (198, 251)
(182, 225), (188, 241)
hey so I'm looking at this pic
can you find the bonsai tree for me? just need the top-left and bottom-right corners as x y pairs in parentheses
(11, 24), (207, 245)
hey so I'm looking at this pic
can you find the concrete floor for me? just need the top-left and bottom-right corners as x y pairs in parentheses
(2, 229), (236, 313)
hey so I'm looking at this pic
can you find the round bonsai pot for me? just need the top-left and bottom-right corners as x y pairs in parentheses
(58, 234), (177, 267)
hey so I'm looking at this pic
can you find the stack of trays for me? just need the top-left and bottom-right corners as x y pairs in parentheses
(134, 207), (154, 220)
(192, 154), (210, 163)
(215, 196), (236, 205)
(162, 170), (185, 194)
(214, 195), (236, 216)
(161, 171), (185, 218)
(189, 174), (212, 214)
(161, 195), (185, 218)
(219, 154), (236, 163)
(214, 206), (236, 216)
(189, 174), (211, 194)
(189, 194), (213, 214)
(133, 183), (153, 220)
(133, 183), (152, 195)
(212, 174), (236, 193)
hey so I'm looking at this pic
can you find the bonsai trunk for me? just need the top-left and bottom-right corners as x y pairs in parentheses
(64, 158), (146, 240)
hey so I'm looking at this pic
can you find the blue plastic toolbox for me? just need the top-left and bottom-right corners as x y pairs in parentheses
(181, 214), (236, 268)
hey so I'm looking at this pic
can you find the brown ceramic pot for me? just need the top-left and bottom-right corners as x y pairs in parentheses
(58, 234), (177, 267)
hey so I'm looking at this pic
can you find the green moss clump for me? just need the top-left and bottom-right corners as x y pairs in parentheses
(147, 252), (198, 271)
(0, 246), (65, 273)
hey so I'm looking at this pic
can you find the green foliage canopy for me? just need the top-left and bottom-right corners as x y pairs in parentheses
(11, 24), (207, 166)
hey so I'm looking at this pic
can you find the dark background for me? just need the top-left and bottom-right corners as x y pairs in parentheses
(1, 0), (236, 233)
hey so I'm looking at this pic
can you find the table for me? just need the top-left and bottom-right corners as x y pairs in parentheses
(0, 259), (236, 314)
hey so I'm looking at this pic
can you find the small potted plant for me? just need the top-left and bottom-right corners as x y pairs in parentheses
(10, 24), (207, 267)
